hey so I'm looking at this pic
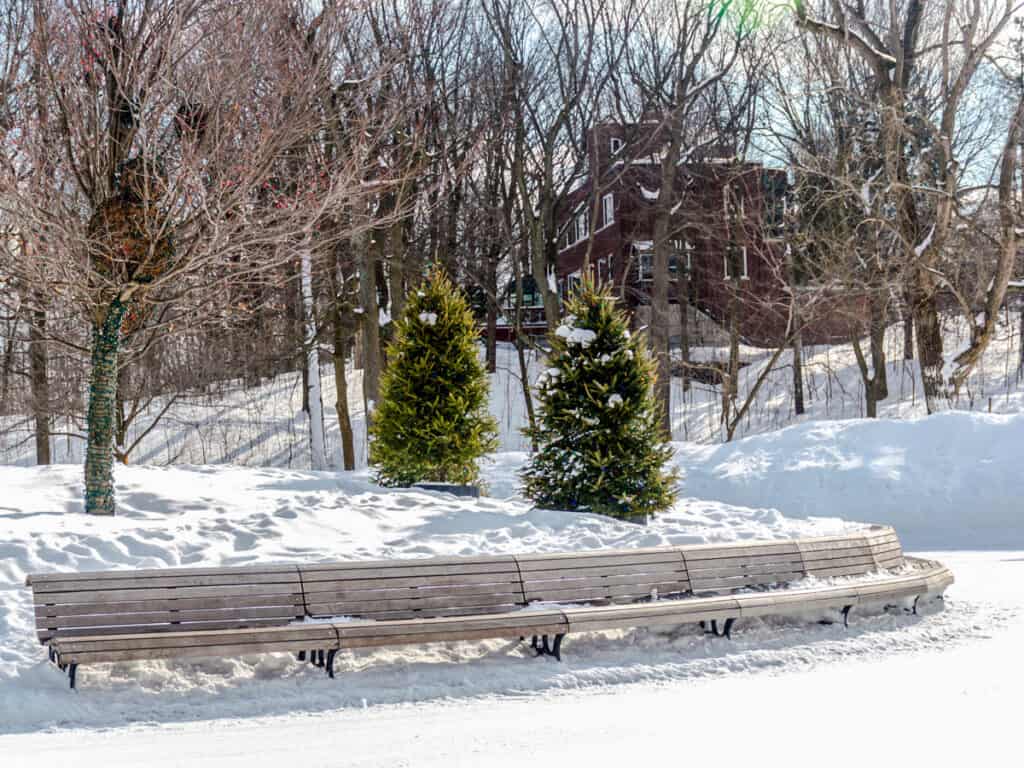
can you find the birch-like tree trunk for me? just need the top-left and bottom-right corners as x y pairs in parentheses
(356, 230), (382, 428)
(300, 242), (328, 471)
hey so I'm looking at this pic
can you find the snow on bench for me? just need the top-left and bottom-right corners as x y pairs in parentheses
(25, 526), (952, 689)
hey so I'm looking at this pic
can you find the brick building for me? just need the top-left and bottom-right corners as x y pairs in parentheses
(547, 118), (854, 347)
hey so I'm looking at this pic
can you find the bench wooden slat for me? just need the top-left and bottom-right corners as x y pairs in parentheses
(516, 551), (684, 571)
(306, 591), (527, 616)
(25, 564), (299, 586)
(299, 561), (519, 579)
(33, 594), (304, 617)
(521, 571), (689, 591)
(300, 573), (522, 591)
(525, 580), (690, 604)
(36, 606), (303, 629)
(35, 583), (304, 605)
(30, 571), (301, 593)
(40, 617), (298, 641)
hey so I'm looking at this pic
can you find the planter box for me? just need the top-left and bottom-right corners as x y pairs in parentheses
(411, 482), (481, 498)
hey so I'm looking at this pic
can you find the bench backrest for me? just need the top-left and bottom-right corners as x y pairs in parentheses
(300, 556), (525, 620)
(516, 548), (690, 605)
(683, 540), (805, 596)
(27, 565), (305, 642)
(27, 527), (904, 642)
(799, 527), (903, 577)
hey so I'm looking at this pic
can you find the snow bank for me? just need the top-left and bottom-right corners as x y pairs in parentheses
(676, 411), (1024, 549)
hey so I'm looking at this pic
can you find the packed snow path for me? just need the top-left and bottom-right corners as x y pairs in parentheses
(2, 552), (1019, 766)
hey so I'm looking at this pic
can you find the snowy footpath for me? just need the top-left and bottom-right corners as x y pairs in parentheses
(1, 413), (1022, 765)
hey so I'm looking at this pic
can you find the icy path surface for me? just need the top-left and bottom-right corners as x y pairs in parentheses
(2, 551), (1020, 767)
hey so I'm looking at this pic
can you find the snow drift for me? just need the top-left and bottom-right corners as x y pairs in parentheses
(677, 411), (1024, 549)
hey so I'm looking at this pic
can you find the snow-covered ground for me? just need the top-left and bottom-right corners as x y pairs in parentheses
(3, 551), (1018, 767)
(0, 408), (1021, 763)
(1, 326), (1022, 764)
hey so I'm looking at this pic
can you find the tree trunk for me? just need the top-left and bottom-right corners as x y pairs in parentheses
(912, 289), (944, 411)
(300, 244), (328, 471)
(331, 319), (356, 472)
(650, 220), (672, 436)
(84, 300), (128, 515)
(513, 249), (536, 445)
(724, 287), (741, 437)
(0, 311), (18, 416)
(902, 305), (914, 360)
(28, 305), (50, 464)
(357, 232), (382, 427)
(388, 220), (406, 322)
(1019, 306), (1024, 375)
(329, 259), (356, 472)
(677, 269), (691, 393)
(115, 365), (127, 463)
(485, 249), (498, 374)
(870, 308), (888, 401)
(792, 330), (805, 416)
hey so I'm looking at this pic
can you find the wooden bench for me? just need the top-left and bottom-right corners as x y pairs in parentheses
(26, 525), (953, 689)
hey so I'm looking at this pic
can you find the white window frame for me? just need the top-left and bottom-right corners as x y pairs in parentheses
(568, 269), (582, 295)
(606, 252), (614, 283)
(724, 246), (749, 280)
(576, 211), (588, 243)
(601, 193), (614, 229)
(610, 136), (624, 155)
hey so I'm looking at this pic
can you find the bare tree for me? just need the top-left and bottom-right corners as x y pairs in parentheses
(793, 0), (1022, 411)
(1, 1), (403, 512)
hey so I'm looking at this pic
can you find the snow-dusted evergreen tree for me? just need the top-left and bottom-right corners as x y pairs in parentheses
(369, 267), (498, 487)
(521, 282), (677, 521)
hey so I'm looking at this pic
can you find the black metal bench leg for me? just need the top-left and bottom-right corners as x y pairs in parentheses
(325, 649), (337, 679)
(551, 633), (564, 661)
(531, 633), (565, 661)
(297, 650), (306, 662)
(530, 635), (539, 651)
(68, 663), (78, 690)
(842, 605), (852, 628)
(706, 618), (735, 639)
(316, 649), (325, 668)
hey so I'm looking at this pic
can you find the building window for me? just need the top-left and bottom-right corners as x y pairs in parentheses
(638, 251), (653, 282)
(724, 246), (749, 280)
(610, 136), (623, 155)
(568, 269), (582, 296)
(606, 253), (614, 283)
(576, 211), (588, 243)
(601, 193), (614, 228)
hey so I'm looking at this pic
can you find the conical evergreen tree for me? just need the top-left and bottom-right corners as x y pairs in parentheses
(521, 282), (677, 520)
(369, 267), (498, 487)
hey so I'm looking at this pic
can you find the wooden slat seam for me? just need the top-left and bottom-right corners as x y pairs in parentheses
(510, 555), (530, 608)
(294, 564), (311, 618)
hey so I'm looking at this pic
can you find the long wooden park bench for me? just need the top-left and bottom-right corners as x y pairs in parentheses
(25, 525), (953, 689)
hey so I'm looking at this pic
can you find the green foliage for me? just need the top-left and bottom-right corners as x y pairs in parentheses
(369, 267), (498, 487)
(521, 282), (678, 521)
